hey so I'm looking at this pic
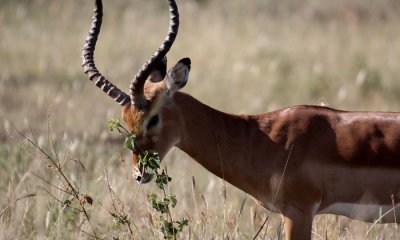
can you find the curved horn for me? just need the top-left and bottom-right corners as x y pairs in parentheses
(82, 0), (130, 106)
(129, 0), (180, 109)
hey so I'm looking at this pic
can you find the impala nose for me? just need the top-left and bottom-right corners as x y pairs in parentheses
(133, 171), (143, 183)
(133, 170), (153, 184)
(135, 175), (142, 182)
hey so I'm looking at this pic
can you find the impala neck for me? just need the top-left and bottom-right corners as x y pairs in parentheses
(174, 92), (276, 195)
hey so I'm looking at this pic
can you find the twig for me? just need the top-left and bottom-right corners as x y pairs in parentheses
(363, 203), (400, 239)
(215, 133), (227, 239)
(9, 120), (100, 239)
(392, 194), (399, 240)
(102, 167), (135, 237)
(31, 172), (70, 194)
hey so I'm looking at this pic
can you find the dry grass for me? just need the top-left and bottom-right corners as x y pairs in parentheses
(1, 0), (400, 239)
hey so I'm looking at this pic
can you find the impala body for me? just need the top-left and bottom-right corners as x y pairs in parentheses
(82, 0), (400, 239)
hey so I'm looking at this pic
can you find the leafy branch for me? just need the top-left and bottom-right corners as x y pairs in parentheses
(109, 118), (188, 239)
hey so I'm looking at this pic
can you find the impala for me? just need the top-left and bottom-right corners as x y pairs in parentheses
(82, 0), (400, 239)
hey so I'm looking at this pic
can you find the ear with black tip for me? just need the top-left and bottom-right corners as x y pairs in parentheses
(147, 56), (168, 83)
(166, 57), (191, 95)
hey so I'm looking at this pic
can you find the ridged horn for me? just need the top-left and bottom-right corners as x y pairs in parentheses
(81, 0), (130, 106)
(129, 0), (180, 109)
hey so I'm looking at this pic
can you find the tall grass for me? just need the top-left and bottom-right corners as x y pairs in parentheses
(1, 0), (400, 239)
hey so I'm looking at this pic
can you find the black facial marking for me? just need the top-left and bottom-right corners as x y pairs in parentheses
(147, 115), (159, 130)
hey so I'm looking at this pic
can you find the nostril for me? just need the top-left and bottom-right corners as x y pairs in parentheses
(135, 175), (142, 182)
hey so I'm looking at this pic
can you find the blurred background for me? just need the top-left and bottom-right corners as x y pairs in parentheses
(1, 0), (400, 239)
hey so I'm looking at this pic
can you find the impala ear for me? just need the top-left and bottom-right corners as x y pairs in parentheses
(148, 57), (167, 83)
(166, 57), (191, 95)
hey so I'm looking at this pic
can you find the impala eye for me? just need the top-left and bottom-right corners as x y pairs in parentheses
(146, 115), (159, 130)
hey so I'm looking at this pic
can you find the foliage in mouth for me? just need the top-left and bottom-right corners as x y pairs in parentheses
(108, 118), (188, 238)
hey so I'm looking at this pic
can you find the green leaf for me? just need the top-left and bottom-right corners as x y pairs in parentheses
(123, 134), (136, 151)
(108, 118), (131, 135)
(111, 212), (130, 227)
(145, 166), (155, 175)
(138, 151), (161, 176)
(166, 195), (177, 208)
(148, 193), (170, 214)
(177, 219), (189, 231)
(139, 151), (149, 165)
(148, 157), (160, 169)
(155, 170), (171, 189)
(108, 118), (121, 132)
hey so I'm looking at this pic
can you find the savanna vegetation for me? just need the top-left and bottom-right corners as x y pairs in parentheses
(1, 0), (400, 239)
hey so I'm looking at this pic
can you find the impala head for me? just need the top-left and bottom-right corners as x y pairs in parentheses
(82, 0), (190, 183)
(123, 57), (190, 184)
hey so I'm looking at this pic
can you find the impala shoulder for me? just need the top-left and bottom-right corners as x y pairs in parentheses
(272, 105), (335, 123)
(259, 105), (338, 145)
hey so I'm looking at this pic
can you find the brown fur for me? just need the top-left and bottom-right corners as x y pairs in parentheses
(124, 81), (400, 239)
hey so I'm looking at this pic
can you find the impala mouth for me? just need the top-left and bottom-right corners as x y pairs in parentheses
(132, 149), (159, 184)
(133, 169), (154, 184)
